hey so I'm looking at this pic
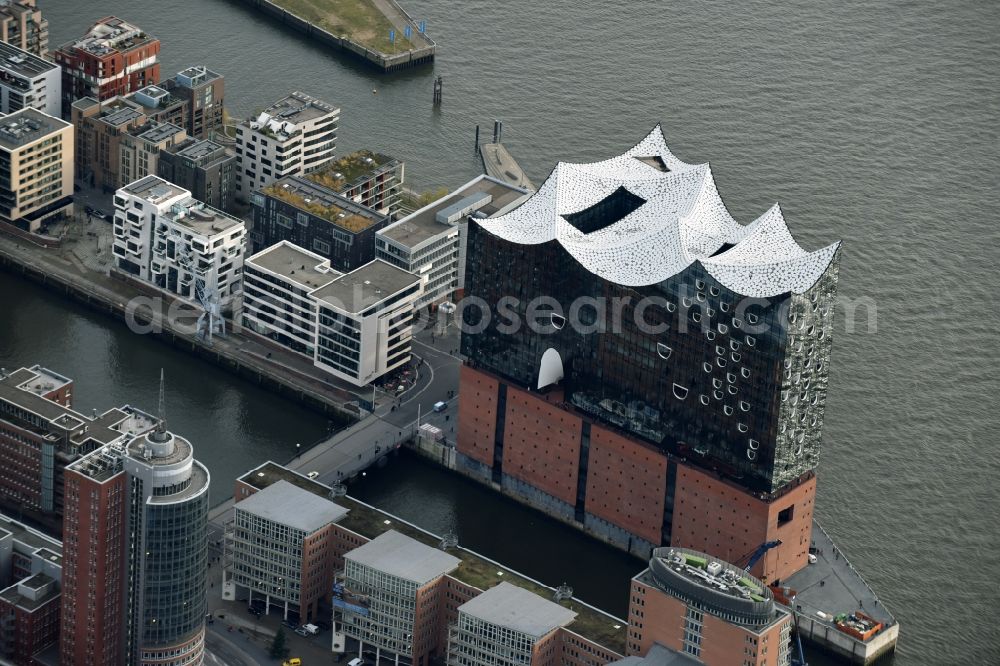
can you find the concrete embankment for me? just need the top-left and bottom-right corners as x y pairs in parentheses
(234, 0), (435, 72)
(0, 227), (360, 423)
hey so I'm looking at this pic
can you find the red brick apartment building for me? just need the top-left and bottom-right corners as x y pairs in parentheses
(54, 16), (160, 116)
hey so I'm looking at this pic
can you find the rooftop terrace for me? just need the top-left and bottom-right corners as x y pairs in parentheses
(306, 150), (399, 191)
(263, 177), (385, 233)
(63, 16), (156, 56)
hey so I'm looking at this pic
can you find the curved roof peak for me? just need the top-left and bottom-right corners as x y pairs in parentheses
(477, 126), (839, 296)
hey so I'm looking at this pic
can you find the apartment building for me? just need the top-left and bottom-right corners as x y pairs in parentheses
(250, 175), (390, 271)
(0, 40), (59, 116)
(0, 108), (72, 233)
(242, 241), (422, 386)
(124, 82), (186, 129)
(376, 174), (529, 310)
(113, 175), (246, 308)
(71, 95), (146, 190)
(226, 480), (348, 623)
(118, 120), (186, 187)
(235, 91), (338, 198)
(158, 137), (235, 211)
(163, 65), (224, 140)
(447, 582), (577, 666)
(626, 548), (792, 666)
(0, 0), (47, 57)
(309, 150), (403, 216)
(54, 16), (160, 116)
(0, 513), (62, 665)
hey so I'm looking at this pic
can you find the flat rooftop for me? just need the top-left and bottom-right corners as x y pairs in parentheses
(379, 175), (528, 248)
(261, 91), (337, 125)
(0, 573), (59, 612)
(459, 581), (577, 638)
(236, 479), (348, 533)
(311, 259), (419, 314)
(0, 41), (57, 79)
(346, 529), (460, 585)
(131, 121), (184, 144)
(783, 521), (896, 631)
(121, 175), (187, 203)
(174, 65), (222, 88)
(169, 199), (242, 235)
(100, 102), (145, 128)
(264, 176), (386, 233)
(0, 513), (62, 557)
(609, 643), (701, 666)
(169, 137), (227, 163)
(0, 108), (68, 151)
(0, 367), (78, 423)
(247, 241), (339, 291)
(238, 460), (334, 497)
(308, 150), (399, 189)
(64, 16), (156, 56)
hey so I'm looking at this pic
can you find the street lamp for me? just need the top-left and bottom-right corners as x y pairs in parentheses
(296, 443), (301, 458)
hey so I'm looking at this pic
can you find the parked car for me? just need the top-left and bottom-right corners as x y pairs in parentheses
(307, 471), (319, 479)
(294, 626), (310, 637)
(282, 619), (298, 629)
(433, 401), (447, 413)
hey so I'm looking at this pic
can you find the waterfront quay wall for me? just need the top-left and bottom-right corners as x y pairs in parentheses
(235, 0), (435, 72)
(0, 237), (359, 424)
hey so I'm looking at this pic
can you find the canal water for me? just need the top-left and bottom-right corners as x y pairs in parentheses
(27, 0), (1000, 661)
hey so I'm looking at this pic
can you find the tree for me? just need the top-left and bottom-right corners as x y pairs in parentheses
(269, 627), (289, 659)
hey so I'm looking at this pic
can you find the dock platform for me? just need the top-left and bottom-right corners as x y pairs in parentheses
(479, 142), (535, 191)
(779, 521), (899, 664)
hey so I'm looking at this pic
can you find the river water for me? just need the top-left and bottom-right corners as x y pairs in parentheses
(22, 0), (1000, 661)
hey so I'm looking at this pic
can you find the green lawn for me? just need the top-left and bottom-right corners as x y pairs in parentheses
(273, 0), (414, 53)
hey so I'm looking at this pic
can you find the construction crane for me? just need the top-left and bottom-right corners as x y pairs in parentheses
(736, 540), (808, 666)
(737, 540), (782, 573)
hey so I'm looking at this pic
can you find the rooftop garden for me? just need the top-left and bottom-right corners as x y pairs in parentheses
(306, 150), (392, 190)
(270, 0), (414, 53)
(335, 496), (627, 655)
(262, 183), (374, 232)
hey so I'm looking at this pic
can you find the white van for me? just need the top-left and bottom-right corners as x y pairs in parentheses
(433, 401), (447, 413)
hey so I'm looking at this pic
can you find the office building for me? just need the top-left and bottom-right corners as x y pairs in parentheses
(234, 91), (338, 198)
(447, 582), (577, 666)
(118, 120), (186, 187)
(61, 395), (210, 666)
(0, 366), (157, 531)
(54, 16), (160, 116)
(376, 174), (529, 310)
(242, 241), (422, 386)
(162, 65), (224, 140)
(341, 530), (461, 666)
(0, 108), (72, 232)
(112, 175), (246, 309)
(307, 150), (403, 216)
(0, 513), (62, 664)
(457, 127), (840, 583)
(158, 137), (235, 211)
(0, 0), (47, 57)
(0, 40), (59, 116)
(226, 479), (348, 623)
(250, 175), (390, 272)
(626, 548), (792, 665)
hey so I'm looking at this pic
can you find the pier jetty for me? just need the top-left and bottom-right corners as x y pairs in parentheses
(235, 0), (435, 72)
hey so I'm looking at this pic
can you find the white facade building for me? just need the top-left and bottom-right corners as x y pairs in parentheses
(234, 91), (339, 199)
(242, 241), (423, 386)
(112, 175), (246, 308)
(376, 175), (529, 310)
(0, 40), (59, 117)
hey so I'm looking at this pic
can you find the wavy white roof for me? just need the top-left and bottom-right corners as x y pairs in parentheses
(477, 126), (840, 297)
